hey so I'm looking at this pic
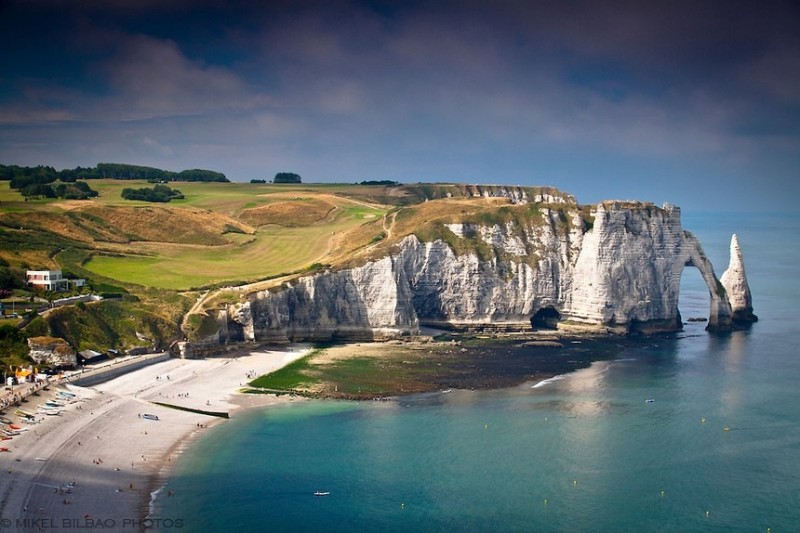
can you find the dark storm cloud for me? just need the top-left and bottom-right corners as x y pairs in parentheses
(1, 0), (798, 210)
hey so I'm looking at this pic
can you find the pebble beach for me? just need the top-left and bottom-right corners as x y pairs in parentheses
(0, 346), (309, 532)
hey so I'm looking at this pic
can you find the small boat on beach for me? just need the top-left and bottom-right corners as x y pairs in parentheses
(142, 413), (159, 421)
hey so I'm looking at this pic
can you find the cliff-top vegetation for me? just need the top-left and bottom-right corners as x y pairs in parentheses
(0, 175), (581, 362)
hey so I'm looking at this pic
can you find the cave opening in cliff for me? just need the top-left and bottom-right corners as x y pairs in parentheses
(531, 307), (561, 330)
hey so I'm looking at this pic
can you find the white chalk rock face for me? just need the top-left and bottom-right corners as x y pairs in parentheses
(720, 234), (758, 322)
(224, 199), (751, 342)
(565, 202), (733, 333)
(27, 336), (77, 367)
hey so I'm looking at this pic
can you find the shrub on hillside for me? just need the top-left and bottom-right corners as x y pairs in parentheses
(121, 184), (184, 202)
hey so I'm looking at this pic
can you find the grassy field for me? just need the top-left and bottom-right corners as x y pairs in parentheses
(82, 196), (385, 289)
(1, 180), (387, 290)
(0, 180), (573, 292)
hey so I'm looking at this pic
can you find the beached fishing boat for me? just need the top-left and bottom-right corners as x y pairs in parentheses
(142, 413), (159, 421)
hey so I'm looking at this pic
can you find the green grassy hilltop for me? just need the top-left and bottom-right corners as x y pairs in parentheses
(0, 178), (578, 365)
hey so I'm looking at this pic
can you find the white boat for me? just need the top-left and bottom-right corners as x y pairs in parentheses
(313, 491), (331, 496)
(142, 413), (159, 421)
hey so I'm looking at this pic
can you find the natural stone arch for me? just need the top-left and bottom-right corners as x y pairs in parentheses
(681, 232), (733, 331)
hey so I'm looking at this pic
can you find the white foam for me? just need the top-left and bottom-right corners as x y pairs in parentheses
(531, 375), (566, 389)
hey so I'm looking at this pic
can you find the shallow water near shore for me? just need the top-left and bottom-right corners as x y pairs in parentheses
(157, 212), (800, 532)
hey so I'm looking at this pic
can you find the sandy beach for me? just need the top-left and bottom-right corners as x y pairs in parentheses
(0, 346), (309, 532)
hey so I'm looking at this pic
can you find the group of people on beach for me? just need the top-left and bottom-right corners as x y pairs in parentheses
(1, 379), (49, 409)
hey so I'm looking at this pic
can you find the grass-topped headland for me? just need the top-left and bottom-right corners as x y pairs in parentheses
(0, 175), (584, 368)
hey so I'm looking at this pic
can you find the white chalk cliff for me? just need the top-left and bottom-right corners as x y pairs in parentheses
(223, 199), (755, 342)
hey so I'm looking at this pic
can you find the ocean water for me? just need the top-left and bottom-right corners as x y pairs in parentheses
(158, 212), (800, 532)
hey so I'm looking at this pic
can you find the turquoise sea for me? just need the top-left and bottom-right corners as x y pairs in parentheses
(157, 212), (800, 532)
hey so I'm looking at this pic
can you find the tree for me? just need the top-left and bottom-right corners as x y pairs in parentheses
(120, 184), (184, 202)
(274, 172), (302, 184)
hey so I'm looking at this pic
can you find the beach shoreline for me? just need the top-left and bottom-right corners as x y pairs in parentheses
(0, 345), (310, 532)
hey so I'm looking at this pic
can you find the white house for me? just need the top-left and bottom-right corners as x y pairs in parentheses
(26, 270), (84, 291)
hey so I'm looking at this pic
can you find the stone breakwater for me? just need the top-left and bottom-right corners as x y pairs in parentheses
(211, 201), (755, 344)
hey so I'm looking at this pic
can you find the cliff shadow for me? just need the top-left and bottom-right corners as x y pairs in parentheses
(250, 273), (380, 343)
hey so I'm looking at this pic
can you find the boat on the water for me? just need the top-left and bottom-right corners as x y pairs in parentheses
(313, 491), (331, 496)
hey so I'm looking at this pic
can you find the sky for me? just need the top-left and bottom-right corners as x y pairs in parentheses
(1, 0), (798, 212)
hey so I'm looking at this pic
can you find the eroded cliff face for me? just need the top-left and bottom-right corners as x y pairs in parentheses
(226, 201), (753, 342)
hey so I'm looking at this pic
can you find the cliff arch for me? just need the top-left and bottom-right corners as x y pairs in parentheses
(681, 232), (733, 331)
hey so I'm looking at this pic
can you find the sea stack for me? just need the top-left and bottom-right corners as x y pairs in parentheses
(721, 234), (758, 323)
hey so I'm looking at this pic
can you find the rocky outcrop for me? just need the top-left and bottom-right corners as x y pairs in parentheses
(222, 199), (754, 342)
(27, 336), (77, 368)
(721, 234), (758, 323)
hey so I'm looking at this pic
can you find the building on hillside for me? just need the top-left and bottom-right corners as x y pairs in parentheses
(26, 270), (85, 291)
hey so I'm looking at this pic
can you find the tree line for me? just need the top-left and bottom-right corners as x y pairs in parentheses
(1, 162), (228, 200)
